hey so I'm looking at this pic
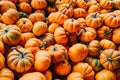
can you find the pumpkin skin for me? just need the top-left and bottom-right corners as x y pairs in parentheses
(31, 0), (47, 9)
(63, 18), (80, 33)
(0, 68), (14, 80)
(2, 9), (19, 25)
(67, 72), (84, 80)
(54, 27), (68, 45)
(86, 12), (103, 28)
(100, 39), (116, 49)
(0, 1), (16, 13)
(112, 28), (120, 44)
(18, 0), (30, 3)
(43, 70), (52, 80)
(29, 13), (45, 23)
(77, 18), (86, 26)
(100, 49), (120, 70)
(19, 32), (35, 46)
(95, 69), (116, 80)
(85, 57), (103, 72)
(88, 5), (101, 14)
(88, 40), (101, 57)
(18, 2), (32, 14)
(103, 12), (120, 28)
(0, 41), (5, 54)
(97, 25), (113, 40)
(73, 62), (95, 80)
(53, 60), (71, 76)
(16, 18), (33, 33)
(78, 27), (97, 42)
(0, 53), (5, 70)
(0, 25), (22, 46)
(7, 47), (34, 73)
(46, 4), (58, 14)
(68, 43), (88, 63)
(19, 72), (46, 80)
(34, 50), (51, 72)
(73, 8), (87, 18)
(46, 44), (68, 63)
(32, 21), (48, 36)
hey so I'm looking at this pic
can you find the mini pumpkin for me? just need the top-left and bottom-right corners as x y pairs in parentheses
(0, 41), (5, 54)
(0, 53), (5, 70)
(112, 28), (120, 44)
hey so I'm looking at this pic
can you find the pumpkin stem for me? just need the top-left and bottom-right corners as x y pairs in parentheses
(107, 58), (112, 62)
(11, 47), (24, 58)
(38, 42), (46, 49)
(105, 29), (113, 35)
(62, 1), (72, 14)
(52, 46), (57, 51)
(4, 28), (9, 33)
(71, 18), (74, 22)
(92, 12), (98, 18)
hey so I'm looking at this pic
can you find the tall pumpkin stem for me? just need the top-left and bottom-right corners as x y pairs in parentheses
(105, 29), (113, 35)
(92, 12), (98, 18)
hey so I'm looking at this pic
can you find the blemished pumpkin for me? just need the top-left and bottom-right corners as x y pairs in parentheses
(68, 43), (88, 63)
(0, 25), (22, 46)
(0, 53), (5, 70)
(100, 49), (120, 70)
(95, 69), (116, 80)
(16, 18), (33, 33)
(1, 9), (19, 25)
(34, 50), (51, 72)
(73, 62), (95, 80)
(7, 47), (34, 73)
(19, 72), (46, 80)
(88, 4), (101, 14)
(46, 4), (58, 14)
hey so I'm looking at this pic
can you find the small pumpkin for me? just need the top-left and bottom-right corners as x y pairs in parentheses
(16, 18), (33, 33)
(100, 49), (120, 70)
(77, 18), (86, 26)
(0, 53), (5, 70)
(88, 4), (101, 14)
(7, 47), (34, 73)
(46, 4), (58, 14)
(68, 43), (88, 63)
(112, 28), (120, 44)
(34, 9), (45, 15)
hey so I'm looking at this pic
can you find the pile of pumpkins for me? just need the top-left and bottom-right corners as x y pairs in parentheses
(0, 0), (120, 80)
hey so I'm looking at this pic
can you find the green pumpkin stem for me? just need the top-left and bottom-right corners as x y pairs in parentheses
(92, 12), (98, 18)
(52, 46), (57, 51)
(107, 58), (112, 62)
(105, 29), (113, 35)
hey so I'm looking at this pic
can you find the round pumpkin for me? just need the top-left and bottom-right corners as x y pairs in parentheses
(68, 43), (88, 63)
(0, 53), (5, 70)
(7, 47), (34, 73)
(46, 4), (58, 14)
(0, 25), (22, 46)
(88, 4), (101, 14)
(112, 28), (120, 44)
(16, 18), (33, 33)
(100, 49), (120, 70)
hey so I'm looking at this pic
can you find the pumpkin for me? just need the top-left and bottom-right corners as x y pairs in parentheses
(88, 40), (101, 57)
(32, 21), (48, 36)
(16, 18), (33, 33)
(63, 18), (80, 33)
(73, 8), (87, 18)
(34, 9), (45, 15)
(77, 18), (86, 26)
(19, 32), (35, 46)
(18, 2), (32, 14)
(39, 33), (55, 48)
(54, 27), (68, 45)
(0, 1), (16, 13)
(19, 72), (46, 80)
(0, 41), (5, 54)
(76, 0), (97, 10)
(48, 23), (61, 34)
(100, 49), (120, 70)
(0, 68), (14, 80)
(53, 60), (71, 76)
(31, 0), (47, 9)
(86, 12), (103, 28)
(68, 43), (88, 63)
(112, 28), (120, 44)
(48, 12), (68, 25)
(103, 12), (120, 28)
(114, 0), (120, 9)
(85, 57), (103, 72)
(88, 4), (101, 14)
(7, 47), (34, 73)
(46, 44), (68, 63)
(46, 4), (58, 14)
(0, 25), (22, 46)
(0, 53), (5, 70)
(67, 72), (84, 80)
(34, 50), (51, 72)
(29, 13), (45, 23)
(95, 69), (116, 80)
(58, 3), (73, 18)
(18, 0), (30, 3)
(100, 0), (115, 9)
(97, 25), (113, 40)
(100, 39), (116, 49)
(78, 26), (97, 42)
(2, 9), (19, 24)
(43, 70), (52, 80)
(73, 62), (95, 80)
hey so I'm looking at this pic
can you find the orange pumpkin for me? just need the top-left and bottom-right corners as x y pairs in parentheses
(100, 49), (120, 70)
(0, 41), (5, 54)
(112, 28), (120, 44)
(2, 9), (19, 24)
(46, 4), (58, 14)
(18, 0), (30, 3)
(34, 50), (51, 72)
(7, 47), (34, 73)
(88, 4), (101, 14)
(68, 43), (88, 63)
(73, 62), (95, 80)
(16, 18), (33, 33)
(77, 18), (86, 26)
(34, 9), (45, 15)
(43, 70), (52, 80)
(0, 53), (5, 70)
